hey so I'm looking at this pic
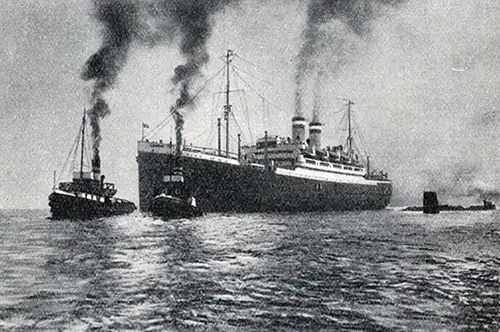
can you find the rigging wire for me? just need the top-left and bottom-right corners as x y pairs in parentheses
(198, 62), (236, 148)
(229, 109), (248, 146)
(69, 126), (80, 176)
(204, 119), (218, 148)
(204, 95), (218, 148)
(352, 111), (370, 158)
(229, 65), (252, 145)
(335, 110), (347, 147)
(231, 63), (273, 87)
(191, 121), (214, 142)
(204, 66), (228, 147)
(225, 122), (244, 148)
(84, 128), (92, 169)
(232, 53), (288, 139)
(230, 68), (285, 113)
(203, 65), (226, 146)
(59, 122), (82, 182)
(145, 64), (227, 140)
(233, 53), (267, 73)
(242, 90), (254, 144)
(147, 112), (174, 140)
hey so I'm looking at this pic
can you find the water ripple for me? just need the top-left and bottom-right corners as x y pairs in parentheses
(0, 209), (499, 331)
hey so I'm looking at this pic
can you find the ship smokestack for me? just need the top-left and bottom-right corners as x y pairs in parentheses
(292, 116), (306, 144)
(92, 154), (101, 180)
(309, 121), (322, 152)
(171, 107), (183, 156)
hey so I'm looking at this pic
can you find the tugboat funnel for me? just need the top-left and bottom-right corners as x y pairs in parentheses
(92, 156), (101, 180)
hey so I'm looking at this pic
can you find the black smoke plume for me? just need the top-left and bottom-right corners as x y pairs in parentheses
(88, 98), (110, 172)
(152, 0), (239, 142)
(295, 0), (405, 117)
(82, 0), (140, 171)
(82, 0), (239, 162)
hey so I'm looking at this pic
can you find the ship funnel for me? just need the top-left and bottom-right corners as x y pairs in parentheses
(172, 107), (183, 156)
(309, 121), (322, 151)
(292, 116), (306, 144)
(92, 156), (101, 180)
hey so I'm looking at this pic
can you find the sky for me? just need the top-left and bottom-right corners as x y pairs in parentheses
(1, 0), (499, 209)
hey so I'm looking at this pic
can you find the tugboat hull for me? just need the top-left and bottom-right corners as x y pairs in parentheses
(49, 190), (136, 220)
(150, 194), (203, 219)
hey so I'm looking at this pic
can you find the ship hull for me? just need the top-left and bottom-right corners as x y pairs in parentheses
(48, 191), (136, 220)
(137, 151), (392, 213)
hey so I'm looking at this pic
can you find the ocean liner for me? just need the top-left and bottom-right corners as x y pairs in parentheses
(49, 110), (136, 219)
(137, 50), (392, 213)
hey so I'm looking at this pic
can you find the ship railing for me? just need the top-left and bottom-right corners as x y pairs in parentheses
(139, 140), (241, 160)
(299, 156), (366, 176)
(182, 145), (240, 160)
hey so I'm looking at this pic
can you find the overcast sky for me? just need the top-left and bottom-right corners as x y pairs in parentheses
(1, 0), (499, 209)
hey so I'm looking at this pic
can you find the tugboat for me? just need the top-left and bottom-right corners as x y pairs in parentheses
(149, 167), (203, 219)
(49, 110), (136, 219)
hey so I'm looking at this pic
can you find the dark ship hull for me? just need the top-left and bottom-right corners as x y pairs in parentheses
(50, 108), (136, 220)
(138, 52), (392, 213)
(137, 147), (392, 213)
(49, 190), (136, 220)
(150, 194), (203, 219)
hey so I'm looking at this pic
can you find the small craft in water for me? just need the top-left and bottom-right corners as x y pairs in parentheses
(149, 168), (203, 219)
(402, 192), (496, 212)
(49, 110), (136, 219)
(423, 191), (439, 214)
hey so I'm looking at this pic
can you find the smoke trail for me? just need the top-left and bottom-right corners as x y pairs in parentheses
(470, 189), (500, 202)
(152, 0), (239, 142)
(295, 0), (405, 116)
(88, 98), (110, 172)
(82, 0), (239, 162)
(82, 0), (140, 171)
(311, 70), (324, 122)
(421, 162), (500, 205)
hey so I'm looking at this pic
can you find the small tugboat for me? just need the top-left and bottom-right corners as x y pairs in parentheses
(49, 110), (136, 219)
(149, 167), (203, 219)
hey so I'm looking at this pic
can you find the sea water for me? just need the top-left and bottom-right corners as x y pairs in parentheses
(1, 209), (499, 331)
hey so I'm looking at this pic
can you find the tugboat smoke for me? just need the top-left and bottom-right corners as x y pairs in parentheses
(295, 0), (406, 117)
(82, 0), (239, 160)
(153, 0), (239, 147)
(88, 98), (110, 172)
(82, 0), (140, 172)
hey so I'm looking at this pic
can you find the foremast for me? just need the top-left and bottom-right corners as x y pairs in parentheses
(79, 109), (86, 179)
(222, 49), (235, 158)
(224, 50), (233, 157)
(345, 99), (354, 160)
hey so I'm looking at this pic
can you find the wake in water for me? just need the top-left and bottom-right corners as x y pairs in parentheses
(0, 209), (499, 331)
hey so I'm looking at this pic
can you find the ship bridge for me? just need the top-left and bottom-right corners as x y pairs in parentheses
(243, 134), (300, 169)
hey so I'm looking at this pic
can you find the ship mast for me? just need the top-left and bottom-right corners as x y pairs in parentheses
(80, 109), (86, 179)
(224, 49), (234, 157)
(346, 99), (354, 159)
